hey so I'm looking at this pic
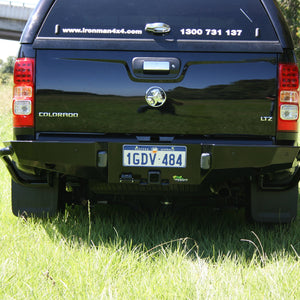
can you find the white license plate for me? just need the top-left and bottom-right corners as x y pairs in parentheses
(123, 145), (186, 168)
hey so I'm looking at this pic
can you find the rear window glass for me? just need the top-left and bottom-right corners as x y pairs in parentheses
(38, 0), (278, 41)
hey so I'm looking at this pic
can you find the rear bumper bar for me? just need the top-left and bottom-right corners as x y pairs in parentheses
(0, 146), (49, 187)
(1, 140), (300, 188)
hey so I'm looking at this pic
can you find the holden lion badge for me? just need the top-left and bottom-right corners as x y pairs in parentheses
(145, 86), (167, 108)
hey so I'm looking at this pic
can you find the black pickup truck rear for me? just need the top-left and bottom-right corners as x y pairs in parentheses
(1, 0), (299, 223)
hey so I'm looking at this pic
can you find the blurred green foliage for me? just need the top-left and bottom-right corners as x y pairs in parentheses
(276, 0), (300, 63)
(0, 56), (15, 84)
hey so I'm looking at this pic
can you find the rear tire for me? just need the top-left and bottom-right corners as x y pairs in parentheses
(250, 181), (298, 224)
(11, 175), (64, 218)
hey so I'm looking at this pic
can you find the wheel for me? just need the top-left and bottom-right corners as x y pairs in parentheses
(249, 180), (298, 224)
(11, 174), (64, 218)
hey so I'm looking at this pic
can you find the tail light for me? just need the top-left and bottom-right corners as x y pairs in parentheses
(277, 63), (299, 132)
(13, 58), (35, 127)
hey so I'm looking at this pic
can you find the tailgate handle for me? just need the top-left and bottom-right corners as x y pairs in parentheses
(132, 57), (180, 78)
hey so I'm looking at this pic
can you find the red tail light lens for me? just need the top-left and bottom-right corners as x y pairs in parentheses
(279, 64), (299, 90)
(277, 63), (299, 132)
(13, 58), (35, 128)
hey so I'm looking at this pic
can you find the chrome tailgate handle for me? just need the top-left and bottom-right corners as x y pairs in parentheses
(145, 22), (171, 34)
(132, 57), (180, 78)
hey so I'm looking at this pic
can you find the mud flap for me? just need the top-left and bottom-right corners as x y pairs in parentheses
(11, 177), (60, 218)
(250, 182), (298, 223)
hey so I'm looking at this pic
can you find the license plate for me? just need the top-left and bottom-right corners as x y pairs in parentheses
(123, 145), (186, 168)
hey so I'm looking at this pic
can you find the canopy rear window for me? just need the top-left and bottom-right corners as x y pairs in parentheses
(38, 0), (278, 42)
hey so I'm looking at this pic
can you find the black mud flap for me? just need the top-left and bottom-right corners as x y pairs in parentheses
(11, 177), (60, 218)
(250, 182), (298, 223)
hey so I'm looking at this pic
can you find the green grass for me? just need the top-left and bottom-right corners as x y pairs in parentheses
(0, 78), (300, 299)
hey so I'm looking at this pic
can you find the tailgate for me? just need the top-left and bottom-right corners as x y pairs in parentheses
(35, 50), (277, 137)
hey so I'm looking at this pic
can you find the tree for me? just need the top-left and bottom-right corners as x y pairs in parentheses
(0, 56), (15, 74)
(0, 56), (15, 84)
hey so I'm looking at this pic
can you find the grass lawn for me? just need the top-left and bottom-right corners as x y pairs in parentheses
(0, 77), (299, 299)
